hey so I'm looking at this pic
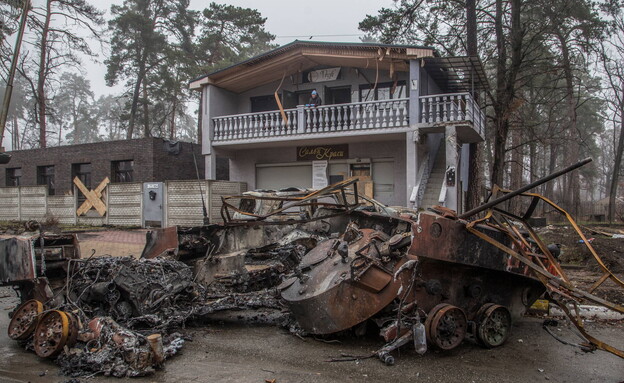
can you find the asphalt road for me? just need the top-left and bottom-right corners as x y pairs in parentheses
(0, 289), (622, 383)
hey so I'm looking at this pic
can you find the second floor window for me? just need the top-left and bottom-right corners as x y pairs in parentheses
(37, 165), (55, 195)
(359, 81), (406, 102)
(6, 168), (21, 186)
(112, 160), (134, 182)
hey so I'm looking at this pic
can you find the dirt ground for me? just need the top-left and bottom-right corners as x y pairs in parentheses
(0, 289), (622, 383)
(537, 224), (624, 304)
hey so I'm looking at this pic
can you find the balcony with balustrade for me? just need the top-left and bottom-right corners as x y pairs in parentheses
(210, 92), (485, 147)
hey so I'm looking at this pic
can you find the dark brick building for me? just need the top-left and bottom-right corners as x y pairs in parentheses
(0, 138), (204, 195)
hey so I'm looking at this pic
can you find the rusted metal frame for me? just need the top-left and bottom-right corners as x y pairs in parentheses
(491, 207), (568, 282)
(220, 199), (352, 223)
(224, 179), (360, 223)
(533, 272), (618, 358)
(459, 158), (592, 219)
(469, 217), (624, 360)
(220, 197), (233, 223)
(467, 216), (624, 314)
(498, 190), (624, 289)
(221, 207), (361, 227)
(466, 222), (571, 289)
(353, 242), (393, 276)
(589, 273), (610, 294)
(521, 195), (541, 220)
(547, 294), (624, 359)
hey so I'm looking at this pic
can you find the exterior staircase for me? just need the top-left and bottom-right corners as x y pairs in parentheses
(420, 143), (446, 208)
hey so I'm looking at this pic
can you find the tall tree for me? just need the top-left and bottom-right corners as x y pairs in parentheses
(53, 72), (99, 144)
(194, 3), (275, 72)
(97, 94), (127, 141)
(105, 0), (194, 139)
(21, 0), (103, 148)
(360, 0), (605, 213)
(601, 0), (624, 222)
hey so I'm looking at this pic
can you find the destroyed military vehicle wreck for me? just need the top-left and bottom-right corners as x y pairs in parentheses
(1, 158), (623, 377)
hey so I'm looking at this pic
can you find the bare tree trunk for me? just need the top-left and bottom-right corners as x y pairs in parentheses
(491, 0), (523, 188)
(12, 115), (18, 150)
(170, 86), (177, 140)
(609, 86), (624, 222)
(557, 32), (580, 216)
(465, 0), (481, 211)
(508, 126), (523, 212)
(127, 59), (145, 139)
(142, 80), (150, 137)
(37, 0), (52, 148)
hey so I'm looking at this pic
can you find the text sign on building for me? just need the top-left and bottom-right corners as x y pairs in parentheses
(307, 67), (341, 83)
(297, 145), (348, 161)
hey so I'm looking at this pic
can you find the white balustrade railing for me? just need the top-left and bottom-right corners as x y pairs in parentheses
(303, 98), (409, 133)
(212, 94), (485, 142)
(419, 93), (485, 136)
(212, 108), (298, 141)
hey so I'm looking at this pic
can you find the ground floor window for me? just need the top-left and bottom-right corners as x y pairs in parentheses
(112, 160), (134, 182)
(37, 165), (55, 195)
(72, 163), (92, 204)
(6, 167), (21, 186)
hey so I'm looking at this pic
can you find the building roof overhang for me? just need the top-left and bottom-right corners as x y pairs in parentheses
(190, 40), (489, 94)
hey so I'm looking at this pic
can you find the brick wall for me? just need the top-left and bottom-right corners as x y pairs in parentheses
(152, 139), (205, 182)
(0, 138), (203, 195)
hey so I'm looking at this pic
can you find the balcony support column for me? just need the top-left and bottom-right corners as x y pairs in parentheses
(409, 59), (421, 127)
(444, 125), (459, 212)
(406, 130), (426, 208)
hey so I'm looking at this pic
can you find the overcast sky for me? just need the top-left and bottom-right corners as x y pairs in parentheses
(81, 0), (395, 97)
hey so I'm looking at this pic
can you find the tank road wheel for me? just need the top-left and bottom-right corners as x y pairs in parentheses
(425, 304), (467, 350)
(8, 300), (44, 340)
(34, 310), (70, 358)
(476, 304), (512, 348)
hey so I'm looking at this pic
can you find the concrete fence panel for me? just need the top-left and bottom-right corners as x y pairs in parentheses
(1, 180), (246, 227)
(47, 195), (75, 224)
(107, 183), (142, 226)
(165, 180), (209, 227)
(0, 187), (19, 221)
(19, 186), (47, 221)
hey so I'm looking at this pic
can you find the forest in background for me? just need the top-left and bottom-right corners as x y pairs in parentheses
(1, 0), (624, 219)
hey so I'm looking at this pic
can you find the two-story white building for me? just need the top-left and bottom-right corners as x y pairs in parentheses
(190, 41), (487, 212)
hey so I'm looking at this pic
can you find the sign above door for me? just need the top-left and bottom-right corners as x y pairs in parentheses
(307, 67), (341, 83)
(297, 145), (348, 161)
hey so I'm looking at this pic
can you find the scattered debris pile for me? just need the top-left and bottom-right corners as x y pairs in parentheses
(63, 257), (202, 332)
(56, 317), (184, 378)
(7, 256), (200, 378)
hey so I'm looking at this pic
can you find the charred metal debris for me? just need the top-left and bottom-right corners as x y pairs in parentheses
(2, 158), (624, 377)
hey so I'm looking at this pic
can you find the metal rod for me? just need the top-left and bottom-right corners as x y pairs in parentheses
(458, 157), (592, 219)
(0, 0), (30, 158)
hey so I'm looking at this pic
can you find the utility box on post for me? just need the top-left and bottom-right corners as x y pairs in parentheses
(143, 182), (164, 228)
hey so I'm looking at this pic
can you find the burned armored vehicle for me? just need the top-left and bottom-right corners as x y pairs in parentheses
(214, 180), (546, 358)
(211, 159), (623, 362)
